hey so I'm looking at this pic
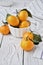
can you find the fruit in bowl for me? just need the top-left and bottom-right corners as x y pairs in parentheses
(6, 14), (19, 27)
(6, 9), (32, 37)
(17, 9), (32, 21)
(18, 10), (28, 21)
(19, 20), (31, 28)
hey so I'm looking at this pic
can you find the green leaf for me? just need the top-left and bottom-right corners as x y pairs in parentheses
(6, 14), (11, 20)
(20, 9), (32, 17)
(33, 39), (39, 45)
(33, 34), (42, 45)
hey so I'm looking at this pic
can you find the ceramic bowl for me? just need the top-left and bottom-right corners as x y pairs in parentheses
(8, 17), (39, 37)
(8, 25), (30, 37)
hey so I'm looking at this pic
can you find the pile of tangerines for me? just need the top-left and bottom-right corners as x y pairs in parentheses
(0, 9), (42, 51)
(0, 9), (31, 35)
(6, 9), (31, 28)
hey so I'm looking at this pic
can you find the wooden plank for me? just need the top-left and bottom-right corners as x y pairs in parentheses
(24, 51), (39, 65)
(24, 45), (43, 65)
(22, 50), (24, 65)
(0, 35), (23, 65)
(0, 34), (4, 47)
(38, 59), (43, 65)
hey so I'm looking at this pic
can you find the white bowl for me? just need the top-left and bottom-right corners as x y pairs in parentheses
(8, 17), (39, 37)
(8, 25), (31, 37)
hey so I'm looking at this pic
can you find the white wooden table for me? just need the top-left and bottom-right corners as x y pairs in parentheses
(0, 34), (43, 65)
(0, 0), (43, 65)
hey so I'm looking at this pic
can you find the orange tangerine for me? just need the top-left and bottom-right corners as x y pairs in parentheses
(21, 38), (34, 51)
(18, 10), (28, 21)
(23, 32), (33, 40)
(7, 15), (19, 26)
(0, 25), (10, 35)
(19, 21), (30, 28)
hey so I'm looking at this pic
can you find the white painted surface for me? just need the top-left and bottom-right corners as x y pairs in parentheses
(0, 34), (43, 65)
(0, 0), (43, 65)
(0, 35), (22, 65)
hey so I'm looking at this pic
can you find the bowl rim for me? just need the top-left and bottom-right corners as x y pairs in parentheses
(8, 24), (31, 29)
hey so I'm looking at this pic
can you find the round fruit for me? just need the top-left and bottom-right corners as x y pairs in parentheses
(23, 32), (33, 40)
(0, 25), (10, 35)
(7, 15), (19, 26)
(21, 38), (34, 51)
(19, 21), (30, 28)
(18, 10), (28, 21)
